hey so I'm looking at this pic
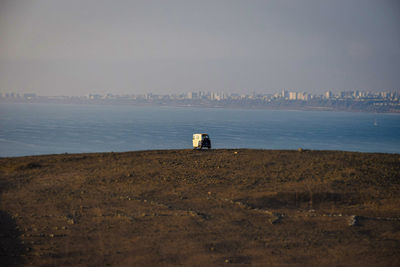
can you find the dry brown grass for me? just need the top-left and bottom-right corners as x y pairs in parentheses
(0, 149), (400, 266)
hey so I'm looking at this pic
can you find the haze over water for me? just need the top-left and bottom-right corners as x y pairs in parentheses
(1, 1), (400, 96)
(0, 103), (399, 157)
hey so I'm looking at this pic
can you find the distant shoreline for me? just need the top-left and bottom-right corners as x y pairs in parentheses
(2, 99), (400, 114)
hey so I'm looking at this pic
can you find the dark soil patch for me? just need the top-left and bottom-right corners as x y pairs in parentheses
(241, 191), (361, 209)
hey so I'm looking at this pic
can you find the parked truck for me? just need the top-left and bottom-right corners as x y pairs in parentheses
(193, 133), (211, 149)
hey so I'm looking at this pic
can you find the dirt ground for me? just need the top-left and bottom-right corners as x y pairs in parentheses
(1, 149), (400, 266)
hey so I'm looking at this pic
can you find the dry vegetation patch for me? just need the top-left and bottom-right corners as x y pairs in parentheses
(0, 149), (399, 266)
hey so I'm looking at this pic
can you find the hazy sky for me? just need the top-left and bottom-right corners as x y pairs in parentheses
(0, 0), (399, 96)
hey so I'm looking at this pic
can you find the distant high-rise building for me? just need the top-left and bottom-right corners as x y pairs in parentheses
(325, 91), (332, 99)
(295, 92), (308, 101)
(301, 92), (310, 101)
(380, 92), (388, 98)
(281, 89), (288, 99)
(289, 92), (297, 100)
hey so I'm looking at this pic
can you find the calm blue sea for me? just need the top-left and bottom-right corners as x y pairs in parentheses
(0, 103), (399, 157)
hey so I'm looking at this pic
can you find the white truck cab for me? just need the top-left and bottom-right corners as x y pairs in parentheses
(193, 133), (211, 149)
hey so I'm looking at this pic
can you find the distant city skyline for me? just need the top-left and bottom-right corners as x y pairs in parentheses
(2, 88), (398, 102)
(1, 88), (400, 98)
(1, 0), (399, 96)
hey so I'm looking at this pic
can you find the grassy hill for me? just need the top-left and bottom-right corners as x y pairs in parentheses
(1, 149), (400, 266)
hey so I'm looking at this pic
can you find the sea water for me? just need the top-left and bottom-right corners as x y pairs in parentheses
(0, 103), (399, 157)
